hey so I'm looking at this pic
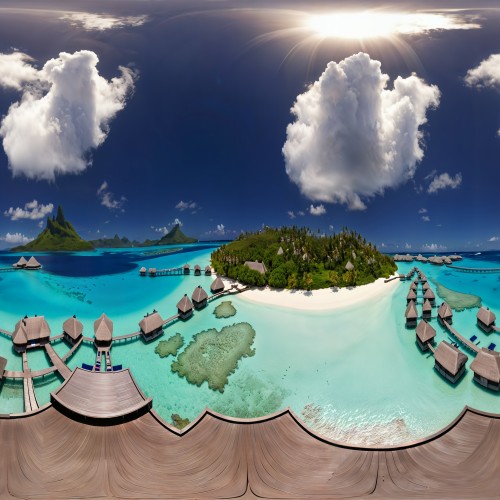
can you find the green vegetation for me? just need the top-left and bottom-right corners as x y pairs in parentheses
(155, 333), (184, 358)
(432, 279), (482, 311)
(213, 301), (237, 319)
(12, 206), (94, 252)
(171, 322), (256, 392)
(89, 234), (142, 248)
(171, 413), (191, 430)
(156, 224), (197, 245)
(211, 226), (396, 290)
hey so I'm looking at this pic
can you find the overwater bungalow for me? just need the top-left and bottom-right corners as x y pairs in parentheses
(94, 313), (113, 348)
(204, 266), (212, 276)
(194, 265), (201, 276)
(139, 267), (147, 276)
(13, 256), (27, 268)
(406, 289), (417, 304)
(422, 299), (433, 320)
(139, 312), (164, 342)
(405, 300), (418, 328)
(63, 315), (83, 345)
(449, 254), (463, 261)
(177, 294), (193, 320)
(410, 282), (417, 292)
(210, 277), (225, 294)
(25, 256), (41, 270)
(413, 277), (419, 285)
(191, 286), (208, 309)
(12, 315), (51, 353)
(420, 274), (428, 284)
(470, 348), (500, 391)
(148, 268), (156, 277)
(0, 356), (6, 379)
(416, 319), (436, 351)
(438, 302), (453, 325)
(443, 257), (452, 265)
(429, 256), (444, 266)
(244, 261), (267, 274)
(423, 282), (430, 292)
(183, 264), (190, 275)
(477, 307), (496, 333)
(424, 288), (435, 306)
(434, 341), (468, 383)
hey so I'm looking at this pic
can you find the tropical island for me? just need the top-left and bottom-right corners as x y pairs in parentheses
(211, 226), (396, 290)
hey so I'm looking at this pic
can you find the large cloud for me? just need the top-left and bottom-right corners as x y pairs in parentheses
(4, 200), (54, 220)
(0, 52), (38, 90)
(60, 13), (148, 31)
(0, 50), (135, 181)
(283, 52), (440, 210)
(0, 232), (34, 245)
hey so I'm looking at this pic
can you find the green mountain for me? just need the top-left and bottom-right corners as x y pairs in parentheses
(11, 206), (94, 252)
(90, 234), (141, 248)
(156, 224), (197, 245)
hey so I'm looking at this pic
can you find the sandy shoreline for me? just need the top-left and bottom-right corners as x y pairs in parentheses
(213, 272), (400, 311)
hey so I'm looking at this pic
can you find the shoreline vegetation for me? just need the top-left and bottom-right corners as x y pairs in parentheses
(211, 226), (396, 290)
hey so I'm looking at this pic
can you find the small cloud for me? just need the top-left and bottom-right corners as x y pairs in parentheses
(171, 218), (183, 227)
(60, 13), (148, 31)
(0, 232), (34, 244)
(329, 224), (334, 231)
(309, 204), (326, 216)
(418, 208), (427, 214)
(297, 211), (305, 216)
(175, 200), (198, 212)
(216, 224), (225, 235)
(489, 236), (499, 242)
(422, 243), (446, 251)
(427, 172), (462, 194)
(287, 211), (296, 219)
(4, 200), (53, 220)
(97, 181), (126, 211)
(37, 220), (44, 228)
(465, 54), (500, 89)
(421, 215), (430, 222)
(424, 170), (437, 181)
(404, 243), (411, 249)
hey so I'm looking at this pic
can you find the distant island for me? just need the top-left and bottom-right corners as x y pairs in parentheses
(211, 226), (396, 290)
(11, 206), (94, 252)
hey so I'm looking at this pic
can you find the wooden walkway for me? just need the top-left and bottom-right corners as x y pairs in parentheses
(0, 267), (17, 273)
(446, 264), (500, 273)
(114, 331), (141, 341)
(0, 328), (11, 337)
(21, 352), (38, 412)
(44, 344), (72, 380)
(61, 337), (83, 363)
(443, 320), (480, 354)
(50, 334), (64, 342)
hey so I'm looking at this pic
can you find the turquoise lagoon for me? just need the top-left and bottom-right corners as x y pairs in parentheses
(1, 245), (500, 445)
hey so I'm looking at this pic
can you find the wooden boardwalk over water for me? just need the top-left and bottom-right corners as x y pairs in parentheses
(44, 344), (72, 380)
(446, 264), (500, 273)
(443, 320), (480, 354)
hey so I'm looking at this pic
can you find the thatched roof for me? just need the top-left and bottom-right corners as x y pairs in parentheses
(94, 313), (113, 342)
(63, 316), (83, 340)
(407, 289), (417, 301)
(211, 277), (224, 293)
(405, 301), (418, 319)
(140, 267), (147, 273)
(26, 256), (41, 268)
(192, 286), (208, 303)
(13, 316), (51, 345)
(416, 319), (436, 343)
(14, 256), (27, 267)
(244, 261), (267, 274)
(345, 261), (354, 271)
(423, 299), (432, 312)
(194, 265), (201, 271)
(0, 356), (6, 377)
(139, 312), (164, 334)
(424, 288), (435, 300)
(177, 294), (193, 313)
(423, 282), (430, 291)
(477, 307), (496, 326)
(183, 264), (190, 270)
(471, 348), (500, 383)
(435, 341), (468, 375)
(205, 266), (211, 272)
(438, 302), (453, 319)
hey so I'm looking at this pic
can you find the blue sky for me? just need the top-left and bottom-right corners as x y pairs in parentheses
(0, 1), (499, 252)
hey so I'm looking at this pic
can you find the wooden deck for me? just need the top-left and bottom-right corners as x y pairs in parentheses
(21, 352), (39, 412)
(0, 328), (11, 337)
(44, 344), (72, 380)
(443, 320), (480, 354)
(446, 264), (500, 273)
(1, 406), (500, 497)
(113, 331), (141, 341)
(61, 337), (83, 363)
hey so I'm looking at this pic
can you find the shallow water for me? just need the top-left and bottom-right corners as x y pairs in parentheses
(1, 246), (500, 445)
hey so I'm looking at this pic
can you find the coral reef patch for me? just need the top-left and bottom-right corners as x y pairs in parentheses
(155, 333), (184, 358)
(213, 301), (237, 319)
(432, 279), (481, 311)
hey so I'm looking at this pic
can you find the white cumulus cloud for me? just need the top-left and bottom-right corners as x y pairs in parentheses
(0, 52), (38, 90)
(465, 54), (500, 89)
(0, 50), (136, 181)
(1, 232), (34, 244)
(309, 204), (326, 215)
(61, 13), (148, 31)
(283, 52), (440, 210)
(97, 181), (126, 210)
(489, 236), (499, 242)
(175, 200), (198, 212)
(427, 172), (462, 194)
(4, 200), (53, 220)
(422, 243), (446, 251)
(421, 215), (430, 222)
(216, 224), (225, 235)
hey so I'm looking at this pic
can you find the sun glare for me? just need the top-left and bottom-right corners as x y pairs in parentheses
(305, 12), (479, 40)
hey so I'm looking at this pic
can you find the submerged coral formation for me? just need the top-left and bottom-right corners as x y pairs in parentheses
(432, 279), (481, 311)
(171, 322), (256, 392)
(213, 301), (237, 319)
(171, 413), (191, 430)
(155, 333), (184, 358)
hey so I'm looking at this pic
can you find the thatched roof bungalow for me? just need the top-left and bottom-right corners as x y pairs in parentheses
(177, 294), (193, 320)
(204, 266), (212, 276)
(405, 300), (418, 328)
(194, 265), (201, 276)
(139, 312), (164, 342)
(63, 315), (83, 345)
(183, 264), (190, 275)
(0, 356), (6, 379)
(210, 277), (225, 294)
(244, 261), (267, 274)
(423, 282), (430, 292)
(438, 302), (453, 325)
(12, 315), (51, 352)
(422, 299), (433, 320)
(416, 319), (436, 351)
(192, 286), (208, 309)
(13, 256), (27, 268)
(407, 289), (417, 303)
(25, 256), (41, 270)
(434, 341), (468, 384)
(424, 288), (435, 306)
(477, 307), (496, 333)
(94, 313), (113, 348)
(148, 268), (157, 277)
(410, 282), (417, 292)
(471, 348), (500, 391)
(139, 267), (147, 276)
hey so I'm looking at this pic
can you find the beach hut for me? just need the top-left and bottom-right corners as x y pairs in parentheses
(204, 266), (212, 276)
(405, 300), (418, 328)
(12, 315), (51, 353)
(25, 256), (41, 270)
(244, 261), (267, 274)
(434, 341), (468, 383)
(438, 302), (453, 325)
(345, 261), (354, 271)
(139, 267), (147, 276)
(148, 268), (157, 277)
(94, 313), (113, 348)
(470, 348), (500, 391)
(422, 299), (433, 320)
(183, 264), (190, 275)
(191, 286), (208, 309)
(177, 294), (193, 320)
(406, 289), (417, 304)
(0, 356), (6, 380)
(477, 307), (497, 333)
(13, 256), (27, 268)
(194, 265), (201, 276)
(63, 315), (83, 345)
(139, 312), (164, 342)
(416, 319), (436, 351)
(210, 277), (225, 294)
(424, 288), (435, 306)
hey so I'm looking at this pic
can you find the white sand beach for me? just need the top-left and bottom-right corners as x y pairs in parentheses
(214, 273), (400, 311)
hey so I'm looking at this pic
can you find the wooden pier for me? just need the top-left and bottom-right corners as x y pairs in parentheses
(113, 331), (142, 342)
(44, 344), (72, 380)
(0, 267), (17, 273)
(21, 352), (39, 412)
(446, 265), (500, 274)
(0, 328), (11, 338)
(442, 320), (480, 354)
